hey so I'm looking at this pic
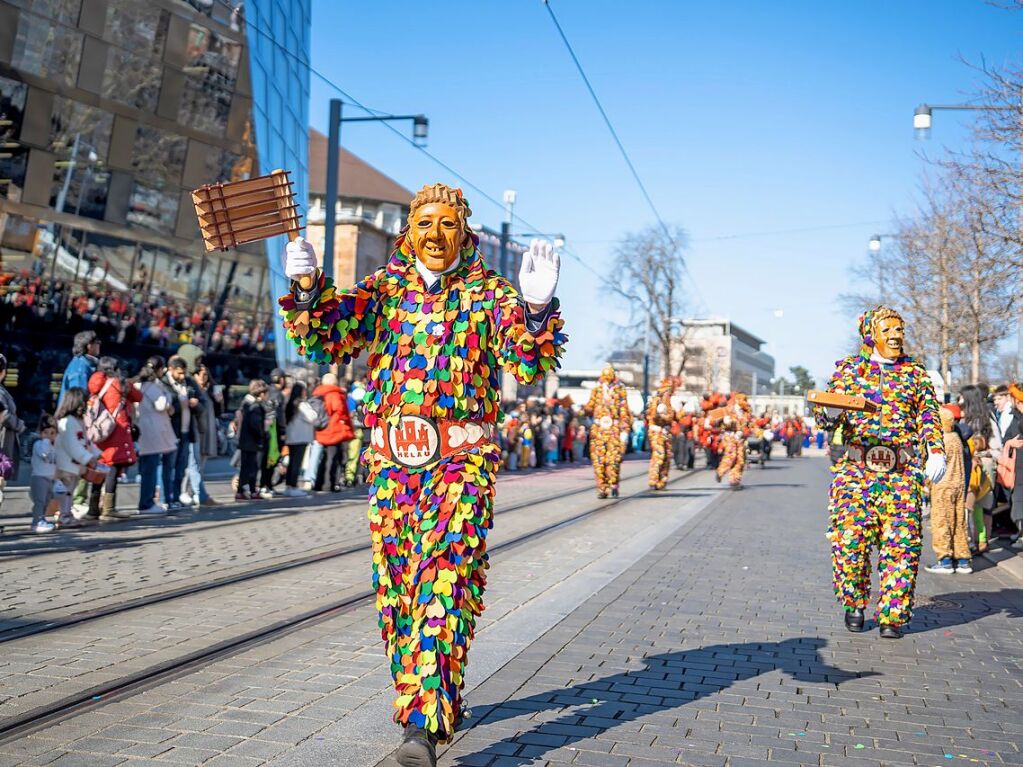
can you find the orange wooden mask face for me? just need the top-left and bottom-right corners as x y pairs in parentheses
(872, 316), (905, 360)
(410, 202), (463, 272)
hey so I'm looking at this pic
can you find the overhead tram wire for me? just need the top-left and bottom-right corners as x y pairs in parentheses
(541, 0), (708, 312)
(240, 17), (603, 280)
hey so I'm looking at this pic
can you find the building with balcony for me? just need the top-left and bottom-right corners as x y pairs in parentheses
(0, 0), (311, 402)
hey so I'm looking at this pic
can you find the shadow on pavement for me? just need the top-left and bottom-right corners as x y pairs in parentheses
(456, 638), (873, 766)
(909, 589), (1023, 635)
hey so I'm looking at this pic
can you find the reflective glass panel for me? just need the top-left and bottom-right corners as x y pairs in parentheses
(11, 11), (83, 86)
(0, 76), (28, 202)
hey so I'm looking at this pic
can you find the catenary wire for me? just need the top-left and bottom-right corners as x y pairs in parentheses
(540, 0), (708, 310)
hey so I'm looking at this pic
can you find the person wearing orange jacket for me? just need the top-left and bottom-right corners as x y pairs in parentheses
(305, 372), (355, 492)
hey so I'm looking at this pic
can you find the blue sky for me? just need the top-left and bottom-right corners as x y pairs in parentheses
(307, 1), (1020, 383)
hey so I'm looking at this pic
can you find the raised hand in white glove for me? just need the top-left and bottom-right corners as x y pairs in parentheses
(283, 236), (318, 281)
(925, 453), (946, 484)
(619, 431), (629, 444)
(518, 238), (560, 309)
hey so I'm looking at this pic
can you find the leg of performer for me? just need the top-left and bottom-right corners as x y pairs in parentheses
(716, 438), (735, 483)
(607, 439), (622, 497)
(928, 488), (954, 567)
(729, 439), (746, 486)
(369, 449), (497, 742)
(951, 491), (972, 566)
(592, 429), (609, 497)
(828, 464), (874, 631)
(874, 470), (922, 636)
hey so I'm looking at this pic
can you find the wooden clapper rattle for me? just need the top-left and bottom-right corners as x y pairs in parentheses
(805, 390), (880, 413)
(191, 169), (315, 335)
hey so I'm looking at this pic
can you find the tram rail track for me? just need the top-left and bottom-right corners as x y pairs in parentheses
(0, 467), (705, 743)
(0, 465), (654, 645)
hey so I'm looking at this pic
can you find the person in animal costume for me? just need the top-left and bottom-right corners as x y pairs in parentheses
(583, 364), (631, 498)
(279, 183), (566, 766)
(812, 306), (944, 639)
(645, 377), (677, 490)
(715, 392), (752, 488)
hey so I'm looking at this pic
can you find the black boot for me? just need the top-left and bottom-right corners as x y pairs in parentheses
(844, 608), (865, 633)
(611, 485), (619, 498)
(879, 623), (903, 639)
(395, 725), (437, 767)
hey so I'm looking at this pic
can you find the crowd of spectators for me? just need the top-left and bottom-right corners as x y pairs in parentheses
(0, 270), (276, 356)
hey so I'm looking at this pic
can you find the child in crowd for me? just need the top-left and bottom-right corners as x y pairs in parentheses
(30, 415), (58, 533)
(926, 406), (972, 575)
(54, 388), (101, 529)
(236, 379), (269, 500)
(544, 428), (559, 466)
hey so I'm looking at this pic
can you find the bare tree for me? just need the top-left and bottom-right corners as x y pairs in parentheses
(604, 225), (691, 380)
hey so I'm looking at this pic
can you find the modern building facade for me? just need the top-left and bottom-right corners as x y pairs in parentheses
(675, 318), (776, 395)
(0, 0), (310, 371)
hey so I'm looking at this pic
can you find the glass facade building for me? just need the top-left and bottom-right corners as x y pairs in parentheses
(0, 0), (310, 383)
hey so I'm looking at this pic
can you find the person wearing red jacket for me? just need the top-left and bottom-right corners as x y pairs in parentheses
(87, 357), (142, 521)
(306, 372), (355, 492)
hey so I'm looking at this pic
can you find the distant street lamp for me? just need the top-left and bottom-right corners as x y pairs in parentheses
(322, 98), (429, 281)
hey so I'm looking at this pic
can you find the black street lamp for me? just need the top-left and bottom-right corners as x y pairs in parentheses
(322, 98), (429, 281)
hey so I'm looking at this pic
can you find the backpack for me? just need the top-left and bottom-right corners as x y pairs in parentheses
(307, 395), (330, 431)
(85, 378), (122, 445)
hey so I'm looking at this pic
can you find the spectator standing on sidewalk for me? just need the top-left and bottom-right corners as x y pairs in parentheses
(58, 330), (100, 406)
(306, 372), (353, 492)
(53, 388), (101, 528)
(997, 383), (1023, 551)
(164, 356), (202, 509)
(344, 379), (368, 486)
(29, 414), (58, 533)
(190, 365), (222, 507)
(134, 356), (175, 516)
(259, 368), (287, 498)
(283, 380), (316, 498)
(237, 379), (269, 500)
(0, 353), (25, 511)
(960, 384), (995, 552)
(87, 357), (142, 520)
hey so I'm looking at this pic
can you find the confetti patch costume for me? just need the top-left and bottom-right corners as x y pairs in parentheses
(716, 394), (752, 487)
(813, 307), (943, 628)
(646, 379), (677, 489)
(279, 185), (566, 745)
(584, 365), (632, 498)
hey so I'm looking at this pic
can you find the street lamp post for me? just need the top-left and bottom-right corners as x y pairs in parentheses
(913, 97), (1022, 369)
(323, 98), (428, 282)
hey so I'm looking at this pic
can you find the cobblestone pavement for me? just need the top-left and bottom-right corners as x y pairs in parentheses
(2, 456), (1022, 767)
(0, 459), (666, 722)
(0, 462), (618, 629)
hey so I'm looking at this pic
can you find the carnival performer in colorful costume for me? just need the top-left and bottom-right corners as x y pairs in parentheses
(813, 306), (944, 639)
(716, 393), (752, 488)
(646, 378), (676, 490)
(584, 365), (631, 498)
(279, 184), (566, 766)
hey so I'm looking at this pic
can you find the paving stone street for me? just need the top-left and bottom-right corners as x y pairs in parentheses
(1, 455), (1021, 767)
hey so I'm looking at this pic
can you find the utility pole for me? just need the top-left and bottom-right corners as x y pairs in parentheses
(500, 190), (516, 278)
(323, 98), (342, 283)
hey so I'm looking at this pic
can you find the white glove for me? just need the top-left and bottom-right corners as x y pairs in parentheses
(824, 407), (842, 419)
(925, 454), (946, 484)
(284, 236), (318, 281)
(723, 416), (733, 426)
(518, 238), (560, 307)
(656, 404), (666, 414)
(619, 431), (629, 444)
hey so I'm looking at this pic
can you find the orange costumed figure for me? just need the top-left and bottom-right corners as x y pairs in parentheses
(716, 393), (752, 488)
(584, 365), (632, 498)
(646, 378), (677, 489)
